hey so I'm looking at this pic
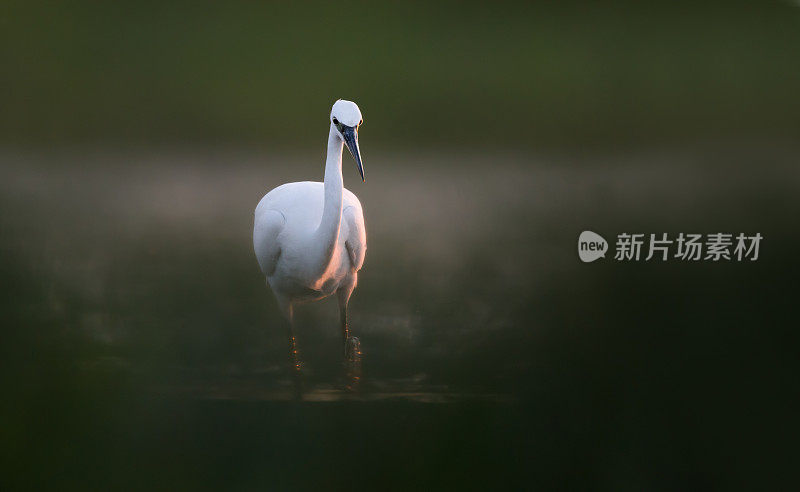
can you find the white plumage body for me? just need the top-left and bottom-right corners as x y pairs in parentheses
(254, 181), (366, 304)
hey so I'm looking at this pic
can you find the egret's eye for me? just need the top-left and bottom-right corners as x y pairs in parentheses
(332, 117), (339, 125)
(359, 119), (363, 126)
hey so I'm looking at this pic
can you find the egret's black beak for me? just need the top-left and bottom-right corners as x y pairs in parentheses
(341, 126), (364, 182)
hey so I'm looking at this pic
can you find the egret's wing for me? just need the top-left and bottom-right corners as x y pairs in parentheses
(253, 209), (285, 276)
(343, 205), (366, 271)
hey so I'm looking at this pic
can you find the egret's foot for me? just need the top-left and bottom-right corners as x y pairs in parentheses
(343, 336), (362, 392)
(344, 336), (361, 362)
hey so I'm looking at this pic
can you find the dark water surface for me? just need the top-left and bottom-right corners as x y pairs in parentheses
(1, 146), (798, 489)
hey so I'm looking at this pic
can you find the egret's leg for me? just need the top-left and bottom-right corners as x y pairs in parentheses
(337, 282), (355, 358)
(337, 279), (361, 392)
(339, 300), (350, 356)
(285, 303), (300, 373)
(275, 293), (302, 397)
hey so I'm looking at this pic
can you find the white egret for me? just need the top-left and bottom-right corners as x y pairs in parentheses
(253, 99), (367, 373)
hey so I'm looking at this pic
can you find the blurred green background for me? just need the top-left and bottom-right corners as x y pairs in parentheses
(1, 1), (799, 490)
(3, 0), (800, 147)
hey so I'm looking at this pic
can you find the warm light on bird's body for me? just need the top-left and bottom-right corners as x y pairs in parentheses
(253, 100), (366, 374)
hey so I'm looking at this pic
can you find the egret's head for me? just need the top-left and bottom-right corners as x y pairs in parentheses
(330, 99), (364, 182)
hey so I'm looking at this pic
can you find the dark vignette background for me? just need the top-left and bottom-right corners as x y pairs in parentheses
(1, 1), (798, 490)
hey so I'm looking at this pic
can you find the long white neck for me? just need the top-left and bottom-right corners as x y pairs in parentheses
(311, 124), (344, 276)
